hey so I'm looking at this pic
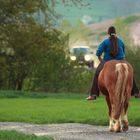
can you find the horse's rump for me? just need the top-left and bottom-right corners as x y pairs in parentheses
(98, 60), (133, 132)
(98, 60), (133, 98)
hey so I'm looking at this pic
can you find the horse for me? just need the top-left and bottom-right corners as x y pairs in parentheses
(98, 60), (133, 132)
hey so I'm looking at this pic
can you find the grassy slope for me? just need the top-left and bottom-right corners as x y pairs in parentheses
(88, 15), (140, 37)
(0, 92), (139, 126)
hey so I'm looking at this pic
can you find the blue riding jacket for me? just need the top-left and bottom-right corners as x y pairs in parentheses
(96, 37), (125, 61)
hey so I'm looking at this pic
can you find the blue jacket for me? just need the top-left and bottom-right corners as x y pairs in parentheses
(96, 37), (125, 61)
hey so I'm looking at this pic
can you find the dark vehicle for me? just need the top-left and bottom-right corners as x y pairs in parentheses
(70, 46), (94, 68)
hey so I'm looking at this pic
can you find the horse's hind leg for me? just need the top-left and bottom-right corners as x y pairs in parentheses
(105, 96), (114, 131)
(112, 109), (121, 132)
(114, 119), (121, 132)
(121, 114), (128, 132)
(109, 118), (115, 132)
(121, 102), (129, 132)
(111, 104), (121, 132)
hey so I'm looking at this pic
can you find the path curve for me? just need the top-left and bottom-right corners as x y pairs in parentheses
(0, 122), (140, 140)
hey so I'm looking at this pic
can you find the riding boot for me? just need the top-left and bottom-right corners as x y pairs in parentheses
(131, 78), (140, 98)
(87, 61), (105, 100)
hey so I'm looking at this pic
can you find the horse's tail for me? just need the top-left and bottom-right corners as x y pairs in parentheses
(113, 63), (129, 119)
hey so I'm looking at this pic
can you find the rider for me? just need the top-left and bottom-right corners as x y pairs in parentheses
(87, 26), (140, 100)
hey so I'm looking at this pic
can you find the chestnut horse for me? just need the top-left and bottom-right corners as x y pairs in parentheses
(98, 60), (133, 132)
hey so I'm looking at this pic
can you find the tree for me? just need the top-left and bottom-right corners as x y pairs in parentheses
(115, 17), (140, 88)
(0, 0), (93, 92)
(0, 0), (53, 90)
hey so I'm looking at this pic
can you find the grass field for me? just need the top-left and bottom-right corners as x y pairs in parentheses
(0, 130), (53, 140)
(0, 91), (140, 126)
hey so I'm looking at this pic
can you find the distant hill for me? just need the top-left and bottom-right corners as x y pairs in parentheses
(55, 0), (140, 25)
(87, 14), (140, 47)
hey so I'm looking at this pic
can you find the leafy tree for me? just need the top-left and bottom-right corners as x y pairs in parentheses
(0, 0), (53, 90)
(0, 0), (93, 92)
(126, 48), (140, 89)
(115, 17), (140, 88)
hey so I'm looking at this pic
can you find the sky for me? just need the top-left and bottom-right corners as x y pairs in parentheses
(55, 0), (140, 25)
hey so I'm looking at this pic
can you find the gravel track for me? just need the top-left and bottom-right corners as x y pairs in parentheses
(0, 122), (140, 140)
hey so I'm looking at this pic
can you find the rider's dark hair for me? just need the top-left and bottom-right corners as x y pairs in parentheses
(108, 26), (118, 57)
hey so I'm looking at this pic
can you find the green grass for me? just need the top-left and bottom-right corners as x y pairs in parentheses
(0, 91), (139, 126)
(0, 90), (84, 99)
(0, 97), (108, 125)
(0, 130), (53, 140)
(123, 15), (140, 24)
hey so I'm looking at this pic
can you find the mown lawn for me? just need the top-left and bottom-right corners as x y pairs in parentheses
(0, 92), (139, 126)
(0, 130), (53, 140)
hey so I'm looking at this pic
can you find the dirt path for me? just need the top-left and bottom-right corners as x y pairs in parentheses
(0, 122), (140, 140)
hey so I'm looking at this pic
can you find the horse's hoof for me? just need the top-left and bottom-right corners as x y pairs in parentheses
(114, 125), (121, 132)
(122, 125), (128, 132)
(109, 128), (114, 132)
(109, 126), (114, 132)
(121, 121), (129, 132)
(114, 128), (121, 133)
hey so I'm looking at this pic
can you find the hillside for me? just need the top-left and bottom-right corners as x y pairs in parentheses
(87, 19), (115, 45)
(87, 14), (140, 47)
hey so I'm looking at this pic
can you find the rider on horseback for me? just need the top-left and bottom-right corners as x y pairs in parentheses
(87, 26), (140, 100)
